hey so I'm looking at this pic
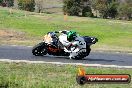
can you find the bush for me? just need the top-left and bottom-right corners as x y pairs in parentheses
(0, 0), (14, 7)
(82, 6), (93, 17)
(107, 1), (118, 18)
(117, 0), (132, 20)
(91, 0), (118, 19)
(63, 0), (132, 20)
(18, 0), (35, 12)
(63, 0), (81, 16)
(83, 12), (93, 17)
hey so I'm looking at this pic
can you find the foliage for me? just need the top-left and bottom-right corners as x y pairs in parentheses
(63, 0), (81, 16)
(117, 0), (132, 20)
(91, 0), (132, 20)
(35, 0), (43, 13)
(82, 6), (93, 17)
(0, 0), (14, 7)
(0, 0), (3, 3)
(107, 1), (118, 18)
(91, 0), (118, 18)
(18, 0), (35, 12)
(63, 0), (118, 18)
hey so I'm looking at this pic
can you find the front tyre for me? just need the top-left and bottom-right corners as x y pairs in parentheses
(71, 46), (91, 60)
(86, 45), (91, 56)
(32, 42), (47, 56)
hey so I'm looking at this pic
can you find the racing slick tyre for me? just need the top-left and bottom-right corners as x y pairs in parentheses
(71, 46), (91, 60)
(32, 42), (47, 56)
(86, 45), (91, 56)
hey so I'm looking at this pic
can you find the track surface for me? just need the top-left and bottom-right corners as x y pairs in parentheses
(0, 45), (132, 66)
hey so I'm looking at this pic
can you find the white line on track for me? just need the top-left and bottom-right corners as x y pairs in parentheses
(1, 44), (33, 48)
(0, 59), (132, 69)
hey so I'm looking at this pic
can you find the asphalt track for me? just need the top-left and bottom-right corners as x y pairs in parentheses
(0, 45), (132, 67)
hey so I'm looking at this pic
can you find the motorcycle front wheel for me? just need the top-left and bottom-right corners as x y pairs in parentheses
(72, 46), (91, 60)
(32, 42), (47, 56)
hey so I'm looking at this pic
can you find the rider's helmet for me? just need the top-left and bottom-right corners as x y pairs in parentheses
(67, 31), (77, 42)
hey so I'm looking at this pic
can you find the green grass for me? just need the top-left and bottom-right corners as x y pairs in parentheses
(0, 7), (132, 51)
(0, 62), (132, 88)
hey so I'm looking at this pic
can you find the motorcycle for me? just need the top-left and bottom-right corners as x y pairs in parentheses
(32, 31), (98, 59)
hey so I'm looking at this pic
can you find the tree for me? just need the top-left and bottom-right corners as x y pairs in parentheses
(82, 6), (93, 17)
(118, 0), (132, 20)
(107, 1), (118, 18)
(90, 0), (108, 18)
(0, 0), (14, 7)
(0, 0), (3, 4)
(91, 0), (118, 18)
(35, 0), (43, 13)
(18, 0), (35, 12)
(7, 0), (14, 7)
(63, 0), (81, 16)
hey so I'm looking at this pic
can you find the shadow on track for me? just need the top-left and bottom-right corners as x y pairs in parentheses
(83, 58), (115, 62)
(45, 56), (116, 62)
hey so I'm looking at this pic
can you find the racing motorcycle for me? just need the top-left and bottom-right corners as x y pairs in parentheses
(32, 31), (98, 59)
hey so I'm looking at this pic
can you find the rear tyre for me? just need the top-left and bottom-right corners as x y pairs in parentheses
(32, 42), (47, 56)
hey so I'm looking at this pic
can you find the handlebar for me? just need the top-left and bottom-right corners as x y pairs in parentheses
(54, 30), (68, 34)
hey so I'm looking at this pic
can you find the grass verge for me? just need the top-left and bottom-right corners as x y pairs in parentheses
(0, 62), (132, 88)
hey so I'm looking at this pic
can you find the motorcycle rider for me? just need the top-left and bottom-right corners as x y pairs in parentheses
(56, 30), (86, 59)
